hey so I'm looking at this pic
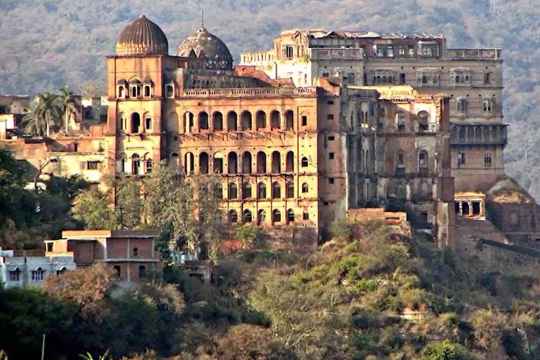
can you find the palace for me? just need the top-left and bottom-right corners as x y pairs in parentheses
(2, 15), (538, 252)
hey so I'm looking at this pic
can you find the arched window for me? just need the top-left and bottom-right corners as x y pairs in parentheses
(243, 209), (253, 223)
(483, 98), (494, 113)
(227, 111), (238, 131)
(418, 150), (428, 175)
(272, 209), (281, 224)
(131, 113), (141, 133)
(242, 182), (252, 199)
(241, 111), (252, 130)
(417, 111), (429, 132)
(199, 112), (209, 130)
(301, 157), (309, 168)
(257, 209), (265, 225)
(228, 152), (238, 174)
(117, 81), (127, 98)
(286, 151), (294, 172)
(256, 111), (266, 129)
(257, 152), (267, 174)
(272, 181), (281, 199)
(286, 181), (294, 198)
(143, 82), (152, 98)
(272, 151), (281, 173)
(166, 83), (175, 98)
(118, 112), (126, 131)
(457, 98), (468, 113)
(302, 182), (309, 193)
(271, 110), (281, 129)
(285, 110), (294, 130)
(287, 209), (295, 223)
(228, 183), (238, 200)
(118, 153), (127, 174)
(199, 152), (209, 174)
(228, 209), (238, 223)
(184, 112), (194, 133)
(213, 153), (224, 174)
(184, 152), (195, 175)
(145, 158), (153, 174)
(132, 154), (141, 175)
(130, 80), (141, 98)
(144, 113), (152, 131)
(257, 182), (267, 199)
(213, 112), (223, 131)
(242, 152), (252, 174)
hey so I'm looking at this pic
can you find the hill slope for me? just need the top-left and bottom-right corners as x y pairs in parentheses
(1, 0), (539, 197)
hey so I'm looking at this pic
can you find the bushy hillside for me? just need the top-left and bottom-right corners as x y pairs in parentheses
(1, 0), (539, 197)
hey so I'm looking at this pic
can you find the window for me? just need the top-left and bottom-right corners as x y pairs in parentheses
(213, 112), (223, 131)
(286, 151), (294, 172)
(46, 242), (53, 252)
(144, 85), (152, 98)
(328, 136), (335, 141)
(131, 113), (141, 133)
(242, 152), (252, 174)
(284, 45), (294, 59)
(256, 111), (266, 129)
(458, 152), (466, 168)
(241, 111), (252, 130)
(417, 111), (430, 132)
(32, 268), (45, 282)
(287, 209), (295, 223)
(484, 152), (492, 168)
(329, 177), (335, 185)
(9, 269), (20, 281)
(396, 112), (406, 131)
(166, 84), (175, 98)
(483, 99), (494, 113)
(272, 209), (281, 224)
(228, 210), (238, 223)
(242, 182), (252, 199)
(399, 73), (406, 84)
(270, 111), (281, 129)
(285, 110), (294, 130)
(301, 157), (309, 167)
(301, 116), (308, 126)
(302, 183), (309, 193)
(132, 154), (141, 175)
(272, 182), (281, 199)
(213, 155), (224, 174)
(286, 181), (294, 198)
(199, 152), (209, 174)
(184, 152), (195, 175)
(327, 114), (334, 120)
(87, 161), (100, 170)
(327, 100), (334, 105)
(243, 210), (253, 223)
(227, 111), (238, 131)
(146, 159), (153, 174)
(113, 265), (121, 278)
(303, 212), (309, 220)
(257, 182), (267, 199)
(228, 183), (238, 200)
(418, 150), (428, 175)
(145, 115), (152, 131)
(228, 152), (238, 174)
(257, 210), (266, 225)
(484, 72), (492, 85)
(133, 247), (139, 257)
(329, 152), (335, 160)
(457, 98), (468, 114)
(139, 265), (146, 279)
(272, 151), (281, 173)
(199, 112), (209, 130)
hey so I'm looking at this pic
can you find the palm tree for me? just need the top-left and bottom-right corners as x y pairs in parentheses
(22, 92), (62, 137)
(58, 86), (79, 134)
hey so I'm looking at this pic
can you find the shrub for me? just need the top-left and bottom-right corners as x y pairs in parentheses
(330, 219), (355, 241)
(235, 224), (265, 248)
(422, 340), (474, 360)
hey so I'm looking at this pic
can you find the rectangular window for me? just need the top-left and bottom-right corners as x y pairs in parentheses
(9, 270), (20, 281)
(329, 178), (335, 184)
(458, 152), (466, 168)
(484, 72), (491, 85)
(327, 114), (334, 120)
(303, 212), (309, 220)
(301, 116), (308, 126)
(87, 161), (100, 170)
(46, 243), (53, 252)
(484, 153), (492, 168)
(399, 73), (406, 84)
(328, 136), (335, 141)
(327, 100), (334, 105)
(329, 152), (335, 160)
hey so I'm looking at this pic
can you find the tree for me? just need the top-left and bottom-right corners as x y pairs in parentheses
(22, 92), (62, 137)
(58, 86), (79, 134)
(115, 176), (143, 229)
(72, 188), (116, 230)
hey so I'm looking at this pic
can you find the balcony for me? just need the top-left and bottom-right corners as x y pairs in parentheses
(450, 123), (508, 146)
(446, 48), (502, 60)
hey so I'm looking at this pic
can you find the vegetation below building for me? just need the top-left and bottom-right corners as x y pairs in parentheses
(2, 218), (540, 359)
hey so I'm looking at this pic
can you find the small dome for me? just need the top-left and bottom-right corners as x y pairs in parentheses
(116, 15), (168, 56)
(177, 27), (233, 70)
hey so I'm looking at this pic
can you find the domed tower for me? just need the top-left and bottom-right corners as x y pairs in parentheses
(116, 15), (169, 56)
(177, 27), (233, 70)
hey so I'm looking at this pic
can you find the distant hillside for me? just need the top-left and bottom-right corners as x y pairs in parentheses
(1, 0), (539, 198)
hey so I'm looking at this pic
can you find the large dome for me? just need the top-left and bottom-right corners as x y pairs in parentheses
(177, 27), (233, 70)
(116, 15), (169, 56)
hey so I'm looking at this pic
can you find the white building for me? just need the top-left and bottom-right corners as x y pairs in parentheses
(0, 248), (76, 289)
